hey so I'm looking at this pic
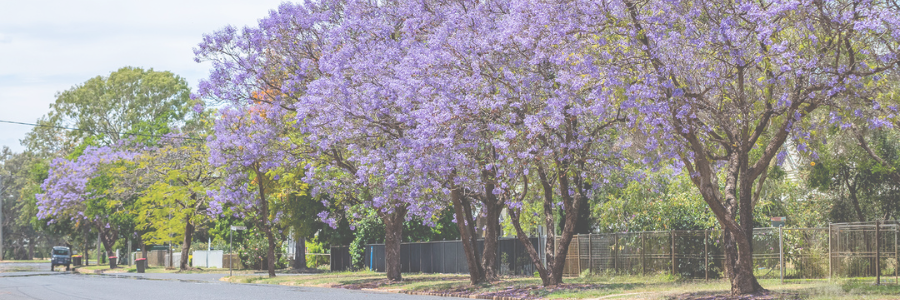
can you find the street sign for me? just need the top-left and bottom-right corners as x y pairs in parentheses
(771, 217), (786, 227)
(229, 225), (246, 276)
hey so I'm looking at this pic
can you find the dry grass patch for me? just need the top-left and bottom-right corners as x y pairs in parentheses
(221, 271), (900, 300)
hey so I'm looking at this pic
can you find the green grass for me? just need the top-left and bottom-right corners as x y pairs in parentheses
(220, 271), (900, 300)
(0, 259), (50, 263)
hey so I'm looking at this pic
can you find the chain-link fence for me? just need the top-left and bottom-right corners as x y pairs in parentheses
(330, 221), (898, 285)
(560, 222), (898, 285)
(831, 221), (899, 284)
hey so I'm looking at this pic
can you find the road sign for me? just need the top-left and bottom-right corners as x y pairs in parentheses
(229, 225), (246, 276)
(771, 217), (786, 227)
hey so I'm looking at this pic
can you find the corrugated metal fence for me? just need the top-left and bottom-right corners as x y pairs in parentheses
(332, 237), (541, 276)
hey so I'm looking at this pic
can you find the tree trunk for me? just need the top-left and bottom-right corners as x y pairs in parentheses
(847, 177), (866, 222)
(505, 165), (582, 287)
(730, 230), (762, 295)
(98, 228), (118, 258)
(139, 237), (148, 261)
(27, 236), (35, 260)
(479, 173), (504, 281)
(293, 236), (307, 270)
(179, 219), (194, 270)
(254, 168), (277, 278)
(481, 199), (502, 281)
(574, 194), (592, 234)
(263, 224), (277, 277)
(450, 187), (486, 284)
(509, 209), (550, 286)
(383, 205), (407, 281)
(83, 229), (90, 265)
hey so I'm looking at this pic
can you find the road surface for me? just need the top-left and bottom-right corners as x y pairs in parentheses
(0, 262), (452, 300)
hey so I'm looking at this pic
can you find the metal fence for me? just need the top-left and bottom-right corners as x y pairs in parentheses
(561, 222), (898, 285)
(331, 237), (541, 276)
(330, 221), (898, 284)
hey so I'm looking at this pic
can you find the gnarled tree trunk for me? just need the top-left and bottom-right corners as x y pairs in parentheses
(507, 164), (584, 287)
(450, 187), (485, 284)
(478, 170), (505, 282)
(382, 205), (407, 281)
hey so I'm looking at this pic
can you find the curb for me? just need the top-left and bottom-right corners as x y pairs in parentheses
(73, 267), (129, 274)
(73, 267), (103, 274)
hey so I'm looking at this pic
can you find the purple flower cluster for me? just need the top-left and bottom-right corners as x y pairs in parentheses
(37, 145), (137, 223)
(193, 0), (900, 228)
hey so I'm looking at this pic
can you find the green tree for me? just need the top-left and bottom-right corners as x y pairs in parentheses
(135, 136), (217, 270)
(24, 66), (192, 150)
(30, 67), (199, 261)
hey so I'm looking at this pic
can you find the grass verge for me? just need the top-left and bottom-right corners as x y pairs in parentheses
(220, 271), (900, 300)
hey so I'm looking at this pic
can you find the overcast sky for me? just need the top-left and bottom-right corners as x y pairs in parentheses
(0, 0), (286, 152)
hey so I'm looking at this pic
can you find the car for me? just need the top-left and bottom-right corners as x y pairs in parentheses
(51, 246), (71, 271)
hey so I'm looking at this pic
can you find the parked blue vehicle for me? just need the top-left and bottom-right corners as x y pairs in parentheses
(51, 246), (71, 271)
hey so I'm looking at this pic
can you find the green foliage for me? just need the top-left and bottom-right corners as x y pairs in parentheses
(134, 140), (216, 246)
(238, 228), (287, 270)
(49, 66), (192, 145)
(345, 208), (459, 268)
(305, 240), (329, 268)
(807, 129), (900, 223)
(594, 169), (717, 232)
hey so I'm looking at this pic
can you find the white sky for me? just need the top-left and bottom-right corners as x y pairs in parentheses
(0, 0), (286, 152)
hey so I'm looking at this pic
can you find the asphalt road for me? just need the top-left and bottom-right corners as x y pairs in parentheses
(0, 262), (453, 300)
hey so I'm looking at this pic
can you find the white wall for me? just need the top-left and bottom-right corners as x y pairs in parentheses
(191, 250), (224, 268)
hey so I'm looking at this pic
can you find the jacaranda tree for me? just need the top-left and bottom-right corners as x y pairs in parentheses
(596, 0), (900, 294)
(37, 145), (138, 258)
(196, 1), (445, 281)
(407, 0), (628, 286)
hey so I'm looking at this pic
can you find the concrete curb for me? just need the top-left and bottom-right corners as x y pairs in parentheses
(73, 266), (128, 274)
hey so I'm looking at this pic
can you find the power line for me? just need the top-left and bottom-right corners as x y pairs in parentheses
(0, 119), (206, 142)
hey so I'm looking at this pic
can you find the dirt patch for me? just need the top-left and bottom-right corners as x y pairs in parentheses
(336, 279), (615, 300)
(667, 291), (805, 300)
(332, 277), (453, 289)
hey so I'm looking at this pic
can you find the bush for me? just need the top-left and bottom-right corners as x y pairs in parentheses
(238, 231), (287, 270)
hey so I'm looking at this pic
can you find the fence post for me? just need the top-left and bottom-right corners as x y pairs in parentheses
(613, 233), (618, 274)
(779, 227), (784, 284)
(641, 232), (645, 275)
(577, 235), (582, 275)
(828, 223), (832, 281)
(705, 229), (709, 281)
(876, 220), (881, 285)
(588, 234), (593, 275)
(500, 236), (504, 275)
(671, 230), (676, 276)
